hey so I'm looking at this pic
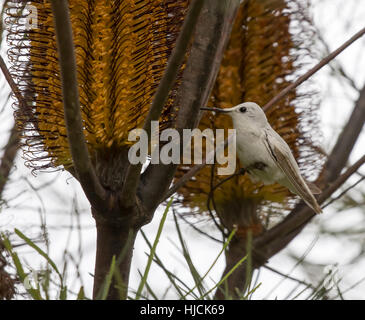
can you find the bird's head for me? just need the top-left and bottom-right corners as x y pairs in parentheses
(201, 102), (268, 129)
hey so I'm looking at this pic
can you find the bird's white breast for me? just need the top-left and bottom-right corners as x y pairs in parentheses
(234, 123), (284, 185)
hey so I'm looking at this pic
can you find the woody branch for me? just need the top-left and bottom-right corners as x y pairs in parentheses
(141, 0), (241, 212)
(50, 0), (107, 211)
(120, 0), (205, 208)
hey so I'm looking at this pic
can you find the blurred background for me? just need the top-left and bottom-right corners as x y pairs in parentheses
(0, 0), (364, 299)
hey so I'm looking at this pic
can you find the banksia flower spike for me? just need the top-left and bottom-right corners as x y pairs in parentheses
(6, 0), (188, 178)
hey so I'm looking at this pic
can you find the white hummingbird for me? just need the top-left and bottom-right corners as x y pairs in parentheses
(201, 102), (322, 214)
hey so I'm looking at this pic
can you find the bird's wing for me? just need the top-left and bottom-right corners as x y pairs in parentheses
(263, 129), (322, 214)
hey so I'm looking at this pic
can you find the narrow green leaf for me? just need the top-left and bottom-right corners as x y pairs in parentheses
(242, 282), (262, 300)
(14, 228), (62, 280)
(59, 285), (68, 300)
(141, 230), (189, 299)
(99, 255), (116, 300)
(76, 286), (85, 300)
(172, 211), (204, 296)
(113, 229), (136, 299)
(181, 227), (237, 299)
(1, 233), (43, 300)
(137, 270), (158, 300)
(199, 254), (247, 300)
(135, 198), (173, 300)
(244, 230), (253, 294)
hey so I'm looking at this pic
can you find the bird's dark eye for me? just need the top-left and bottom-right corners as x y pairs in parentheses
(239, 106), (247, 113)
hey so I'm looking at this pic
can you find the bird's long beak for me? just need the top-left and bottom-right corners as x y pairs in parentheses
(200, 107), (231, 113)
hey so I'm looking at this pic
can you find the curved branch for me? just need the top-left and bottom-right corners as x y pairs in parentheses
(254, 154), (365, 260)
(50, 0), (107, 209)
(321, 84), (365, 184)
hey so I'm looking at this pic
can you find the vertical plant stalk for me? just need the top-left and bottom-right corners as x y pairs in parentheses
(50, 0), (106, 210)
(92, 215), (137, 300)
(120, 0), (205, 208)
(0, 125), (19, 199)
(50, 1), (129, 300)
(215, 236), (248, 299)
(141, 0), (241, 211)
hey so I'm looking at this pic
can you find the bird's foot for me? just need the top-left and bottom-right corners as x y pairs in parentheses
(238, 168), (246, 175)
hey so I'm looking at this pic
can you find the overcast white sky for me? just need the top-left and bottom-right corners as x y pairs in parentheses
(0, 0), (364, 300)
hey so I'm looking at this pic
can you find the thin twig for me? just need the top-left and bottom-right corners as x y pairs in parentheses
(0, 56), (22, 199)
(206, 167), (246, 237)
(0, 55), (26, 109)
(319, 154), (365, 204)
(334, 275), (365, 299)
(50, 0), (106, 210)
(322, 176), (365, 209)
(207, 163), (227, 236)
(163, 136), (232, 201)
(177, 212), (223, 243)
(313, 22), (359, 91)
(265, 236), (319, 300)
(163, 164), (206, 202)
(263, 264), (315, 291)
(263, 26), (365, 111)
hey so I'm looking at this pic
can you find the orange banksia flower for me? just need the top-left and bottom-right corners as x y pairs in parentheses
(6, 0), (189, 171)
